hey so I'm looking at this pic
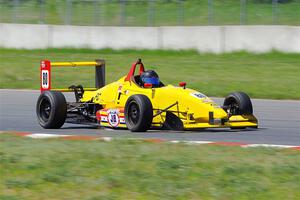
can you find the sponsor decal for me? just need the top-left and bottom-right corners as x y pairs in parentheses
(118, 85), (123, 92)
(96, 110), (101, 121)
(120, 117), (125, 123)
(191, 92), (207, 99)
(41, 61), (46, 68)
(101, 116), (108, 122)
(94, 92), (101, 101)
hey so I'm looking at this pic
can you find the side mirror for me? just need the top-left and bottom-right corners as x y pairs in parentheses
(179, 82), (186, 89)
(144, 83), (153, 88)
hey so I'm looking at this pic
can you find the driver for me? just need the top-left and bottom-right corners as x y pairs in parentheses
(140, 70), (160, 87)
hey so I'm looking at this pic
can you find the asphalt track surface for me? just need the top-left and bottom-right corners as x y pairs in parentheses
(1, 90), (300, 145)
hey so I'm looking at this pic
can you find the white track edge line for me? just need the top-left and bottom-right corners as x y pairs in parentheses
(7, 132), (299, 149)
(244, 144), (298, 148)
(27, 133), (71, 139)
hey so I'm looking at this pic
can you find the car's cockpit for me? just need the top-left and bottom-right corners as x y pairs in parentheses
(125, 59), (164, 88)
(133, 75), (164, 88)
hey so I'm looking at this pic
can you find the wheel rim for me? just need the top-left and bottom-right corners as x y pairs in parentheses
(228, 103), (238, 115)
(128, 101), (140, 125)
(226, 98), (240, 115)
(39, 98), (51, 122)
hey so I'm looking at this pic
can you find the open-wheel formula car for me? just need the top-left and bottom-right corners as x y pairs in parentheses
(36, 59), (258, 132)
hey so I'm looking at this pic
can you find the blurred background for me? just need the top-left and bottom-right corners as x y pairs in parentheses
(1, 0), (299, 26)
(1, 2), (300, 199)
(0, 0), (299, 97)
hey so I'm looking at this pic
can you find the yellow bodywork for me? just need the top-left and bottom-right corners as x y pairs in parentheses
(48, 60), (257, 129)
(80, 76), (258, 129)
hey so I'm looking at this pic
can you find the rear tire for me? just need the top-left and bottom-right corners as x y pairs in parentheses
(36, 91), (67, 129)
(223, 92), (253, 115)
(125, 95), (153, 132)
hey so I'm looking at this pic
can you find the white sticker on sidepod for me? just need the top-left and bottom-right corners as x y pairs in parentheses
(191, 92), (207, 99)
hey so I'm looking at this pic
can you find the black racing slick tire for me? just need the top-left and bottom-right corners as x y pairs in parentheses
(125, 94), (153, 132)
(162, 112), (184, 131)
(223, 92), (253, 115)
(36, 91), (67, 129)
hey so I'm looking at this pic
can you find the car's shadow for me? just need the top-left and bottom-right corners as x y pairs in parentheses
(60, 124), (264, 133)
(150, 127), (262, 134)
(61, 125), (99, 130)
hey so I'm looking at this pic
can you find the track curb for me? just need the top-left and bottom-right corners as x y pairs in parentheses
(2, 131), (300, 151)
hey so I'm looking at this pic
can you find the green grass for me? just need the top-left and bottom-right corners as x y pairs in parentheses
(0, 133), (300, 200)
(0, 0), (299, 26)
(1, 48), (300, 99)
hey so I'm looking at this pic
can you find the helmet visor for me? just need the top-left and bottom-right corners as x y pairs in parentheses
(142, 77), (160, 86)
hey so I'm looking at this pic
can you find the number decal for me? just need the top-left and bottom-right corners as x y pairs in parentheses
(41, 70), (49, 89)
(111, 114), (117, 123)
(107, 110), (120, 127)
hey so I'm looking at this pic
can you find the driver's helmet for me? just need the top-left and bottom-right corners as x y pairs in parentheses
(140, 70), (160, 87)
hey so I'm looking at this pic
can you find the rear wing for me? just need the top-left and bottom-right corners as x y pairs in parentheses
(40, 59), (105, 93)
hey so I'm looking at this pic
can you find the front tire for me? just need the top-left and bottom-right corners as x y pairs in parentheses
(223, 92), (253, 116)
(125, 94), (153, 132)
(223, 92), (255, 129)
(36, 91), (67, 129)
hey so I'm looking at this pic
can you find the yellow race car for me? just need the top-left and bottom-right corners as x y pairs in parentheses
(36, 59), (258, 132)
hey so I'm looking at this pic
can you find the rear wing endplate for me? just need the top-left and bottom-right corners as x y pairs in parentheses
(40, 59), (105, 93)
